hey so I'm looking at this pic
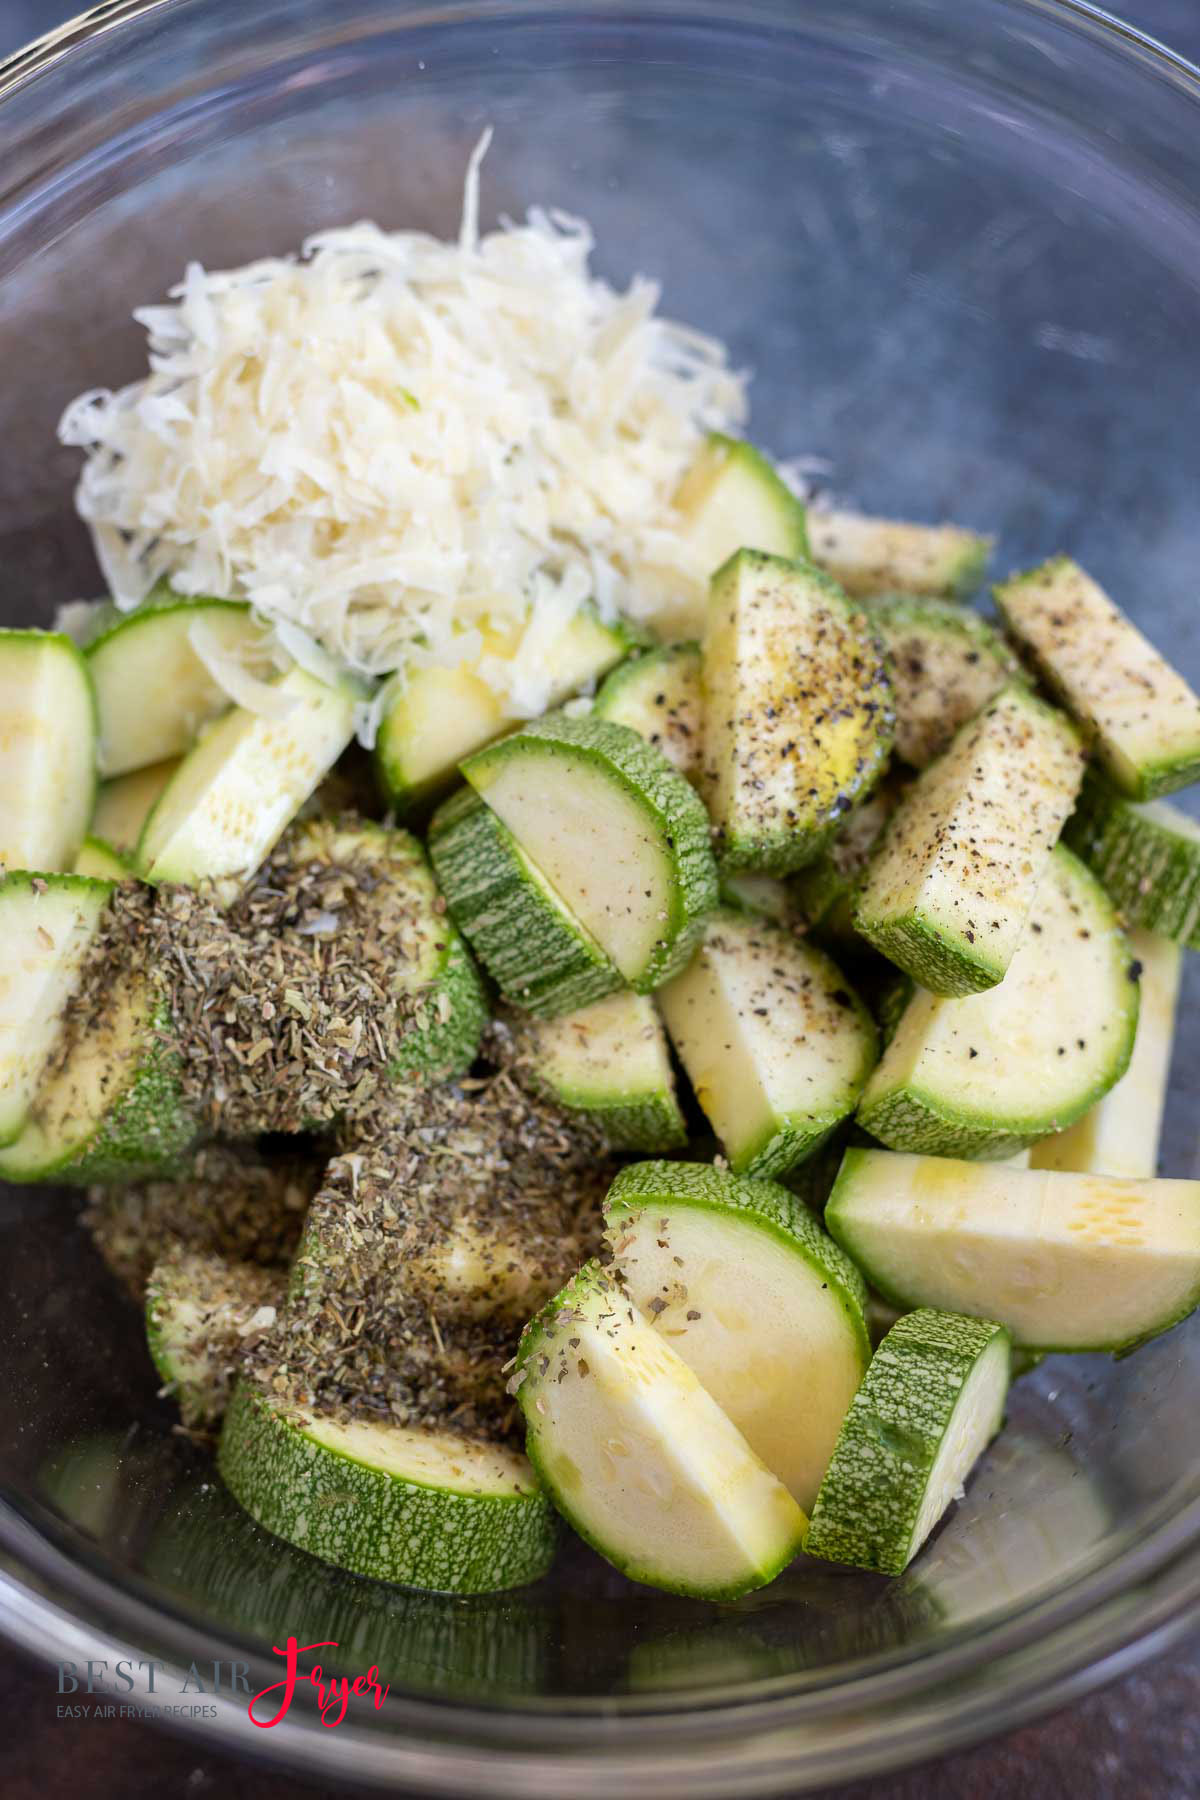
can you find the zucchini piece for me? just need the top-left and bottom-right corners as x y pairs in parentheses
(658, 909), (878, 1178)
(702, 550), (894, 874)
(511, 991), (686, 1151)
(219, 1381), (558, 1594)
(463, 713), (717, 993)
(85, 594), (263, 777)
(91, 759), (179, 855)
(1031, 928), (1181, 1179)
(645, 434), (809, 635)
(137, 666), (359, 902)
(605, 1161), (870, 1508)
(718, 869), (794, 924)
(146, 1251), (283, 1428)
(826, 1147), (1200, 1353)
(854, 684), (1085, 995)
(0, 629), (95, 872)
(995, 557), (1200, 800)
(592, 643), (703, 781)
(374, 609), (639, 816)
(0, 872), (111, 1147)
(790, 780), (900, 943)
(871, 595), (1024, 768)
(285, 817), (487, 1083)
(513, 1260), (808, 1598)
(74, 836), (132, 880)
(1064, 769), (1200, 948)
(428, 785), (624, 1017)
(808, 511), (992, 599)
(856, 845), (1138, 1160)
(0, 974), (194, 1184)
(804, 1309), (1010, 1576)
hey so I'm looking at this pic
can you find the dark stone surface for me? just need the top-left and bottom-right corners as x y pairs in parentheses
(1, 1), (1198, 1795)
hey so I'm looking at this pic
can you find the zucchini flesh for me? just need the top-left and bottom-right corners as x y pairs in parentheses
(0, 873), (111, 1147)
(854, 684), (1085, 995)
(826, 1147), (1200, 1353)
(808, 511), (992, 599)
(857, 845), (1139, 1160)
(464, 712), (717, 992)
(137, 666), (358, 901)
(995, 557), (1200, 800)
(644, 434), (809, 636)
(74, 837), (131, 880)
(374, 609), (638, 815)
(605, 1161), (869, 1509)
(219, 1382), (558, 1594)
(0, 629), (95, 872)
(0, 975), (194, 1185)
(91, 759), (180, 855)
(592, 642), (703, 781)
(871, 594), (1023, 768)
(513, 991), (687, 1151)
(805, 1309), (1010, 1575)
(658, 909), (878, 1178)
(514, 1260), (808, 1599)
(428, 785), (624, 1018)
(1031, 928), (1180, 1179)
(85, 596), (263, 776)
(1064, 769), (1200, 948)
(146, 1251), (283, 1428)
(702, 550), (893, 874)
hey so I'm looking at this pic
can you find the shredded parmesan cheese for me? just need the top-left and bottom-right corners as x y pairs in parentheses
(58, 138), (747, 726)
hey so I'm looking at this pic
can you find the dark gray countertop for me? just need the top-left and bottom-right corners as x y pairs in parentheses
(2, 1), (1199, 1795)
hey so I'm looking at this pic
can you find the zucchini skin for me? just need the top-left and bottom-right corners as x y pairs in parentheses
(464, 712), (719, 992)
(218, 1383), (559, 1595)
(1064, 770), (1200, 949)
(429, 786), (624, 1018)
(804, 1308), (1009, 1576)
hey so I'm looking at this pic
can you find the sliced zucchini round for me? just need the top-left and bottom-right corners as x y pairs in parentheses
(0, 628), (96, 874)
(870, 594), (1023, 768)
(282, 817), (487, 1085)
(428, 785), (624, 1018)
(146, 1251), (283, 1429)
(854, 684), (1086, 995)
(510, 991), (686, 1151)
(219, 1381), (558, 1594)
(374, 608), (638, 816)
(605, 1161), (869, 1509)
(658, 909), (878, 1178)
(1064, 768), (1200, 948)
(74, 836), (132, 880)
(514, 1260), (808, 1599)
(137, 665), (359, 902)
(463, 712), (717, 992)
(0, 871), (112, 1148)
(91, 759), (180, 856)
(808, 510), (992, 599)
(995, 557), (1200, 801)
(804, 1308), (1010, 1576)
(826, 1147), (1200, 1354)
(1031, 927), (1181, 1180)
(856, 845), (1139, 1160)
(703, 550), (894, 874)
(85, 594), (263, 777)
(592, 643), (703, 782)
(0, 975), (195, 1185)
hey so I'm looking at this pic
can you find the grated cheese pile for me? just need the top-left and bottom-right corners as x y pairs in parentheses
(59, 137), (747, 728)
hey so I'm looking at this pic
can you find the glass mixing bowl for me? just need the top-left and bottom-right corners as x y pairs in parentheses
(1, 0), (1199, 1790)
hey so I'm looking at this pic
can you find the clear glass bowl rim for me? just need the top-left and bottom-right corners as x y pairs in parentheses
(1, 0), (1199, 1791)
